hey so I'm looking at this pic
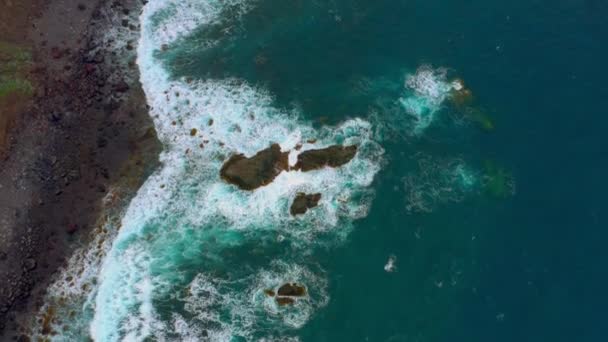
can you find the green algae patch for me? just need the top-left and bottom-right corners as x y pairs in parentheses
(465, 107), (495, 131)
(483, 160), (515, 198)
(447, 80), (495, 131)
(0, 41), (34, 151)
(0, 41), (33, 100)
(0, 78), (33, 99)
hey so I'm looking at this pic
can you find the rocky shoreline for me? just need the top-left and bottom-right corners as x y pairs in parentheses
(0, 0), (160, 339)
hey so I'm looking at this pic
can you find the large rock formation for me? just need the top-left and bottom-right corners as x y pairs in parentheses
(220, 143), (357, 191)
(293, 145), (357, 171)
(290, 193), (322, 216)
(220, 143), (289, 190)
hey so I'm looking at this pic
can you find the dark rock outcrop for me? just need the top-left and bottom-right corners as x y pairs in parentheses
(277, 283), (307, 297)
(276, 297), (295, 306)
(220, 144), (288, 190)
(290, 193), (321, 216)
(274, 283), (307, 306)
(293, 145), (357, 171)
(220, 143), (357, 191)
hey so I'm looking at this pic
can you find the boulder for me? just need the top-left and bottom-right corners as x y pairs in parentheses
(220, 144), (289, 190)
(293, 145), (357, 171)
(277, 283), (307, 297)
(276, 297), (295, 306)
(290, 193), (321, 216)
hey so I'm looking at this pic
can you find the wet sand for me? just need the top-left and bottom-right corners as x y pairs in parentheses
(0, 0), (160, 339)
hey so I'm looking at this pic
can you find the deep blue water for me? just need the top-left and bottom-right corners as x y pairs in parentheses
(158, 0), (608, 340)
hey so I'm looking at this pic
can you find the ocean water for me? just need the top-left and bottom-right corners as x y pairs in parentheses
(32, 0), (608, 341)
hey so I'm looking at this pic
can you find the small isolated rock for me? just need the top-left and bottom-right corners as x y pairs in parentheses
(290, 193), (321, 216)
(50, 47), (63, 59)
(84, 63), (96, 74)
(66, 223), (79, 235)
(277, 283), (306, 297)
(93, 54), (104, 64)
(115, 81), (130, 93)
(49, 112), (62, 122)
(23, 258), (37, 271)
(190, 128), (197, 136)
(276, 297), (295, 306)
(274, 282), (306, 306)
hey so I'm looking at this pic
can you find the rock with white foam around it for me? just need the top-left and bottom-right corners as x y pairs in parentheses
(290, 193), (321, 216)
(219, 143), (289, 190)
(293, 145), (357, 171)
(277, 283), (307, 297)
(274, 283), (307, 306)
(220, 143), (357, 190)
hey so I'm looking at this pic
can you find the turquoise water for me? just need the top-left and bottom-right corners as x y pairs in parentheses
(37, 0), (608, 341)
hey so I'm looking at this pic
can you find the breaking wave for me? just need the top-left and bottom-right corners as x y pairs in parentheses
(371, 65), (468, 140)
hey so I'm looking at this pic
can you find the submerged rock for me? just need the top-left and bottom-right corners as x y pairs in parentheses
(290, 193), (321, 216)
(293, 145), (357, 171)
(220, 143), (288, 190)
(277, 283), (307, 297)
(276, 297), (295, 306)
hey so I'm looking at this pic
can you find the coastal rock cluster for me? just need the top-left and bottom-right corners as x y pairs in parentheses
(220, 143), (356, 215)
(264, 283), (308, 306)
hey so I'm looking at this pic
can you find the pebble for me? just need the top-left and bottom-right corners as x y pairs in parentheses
(23, 258), (37, 271)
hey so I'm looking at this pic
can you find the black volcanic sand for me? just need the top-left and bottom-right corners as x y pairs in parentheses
(0, 0), (161, 339)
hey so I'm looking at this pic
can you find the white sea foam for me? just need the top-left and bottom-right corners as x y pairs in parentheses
(384, 254), (397, 273)
(144, 0), (253, 46)
(165, 261), (327, 340)
(87, 0), (384, 340)
(403, 154), (478, 213)
(398, 65), (460, 135)
(250, 261), (329, 329)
